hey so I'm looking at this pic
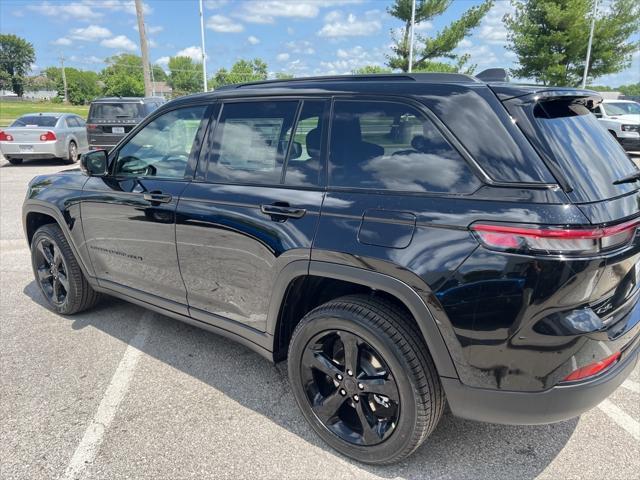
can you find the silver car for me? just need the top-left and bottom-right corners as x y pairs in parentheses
(0, 113), (89, 165)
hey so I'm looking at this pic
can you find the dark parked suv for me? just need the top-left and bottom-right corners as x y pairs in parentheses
(22, 73), (640, 464)
(86, 96), (164, 151)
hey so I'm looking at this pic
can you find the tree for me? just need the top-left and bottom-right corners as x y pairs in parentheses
(167, 56), (202, 95)
(387, 0), (493, 72)
(64, 68), (100, 104)
(275, 72), (294, 80)
(505, 0), (640, 86)
(352, 65), (393, 74)
(211, 58), (268, 88)
(0, 34), (35, 97)
(101, 54), (145, 96)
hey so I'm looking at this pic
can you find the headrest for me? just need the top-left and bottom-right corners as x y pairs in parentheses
(306, 128), (321, 158)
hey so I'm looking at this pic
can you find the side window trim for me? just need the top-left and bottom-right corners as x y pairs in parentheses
(280, 101), (304, 183)
(108, 103), (211, 181)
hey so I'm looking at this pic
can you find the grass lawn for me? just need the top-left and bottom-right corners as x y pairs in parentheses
(0, 100), (90, 127)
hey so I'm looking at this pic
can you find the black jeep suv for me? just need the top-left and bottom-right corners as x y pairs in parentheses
(22, 73), (640, 464)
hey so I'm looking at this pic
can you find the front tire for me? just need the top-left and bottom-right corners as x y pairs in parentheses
(30, 224), (100, 314)
(288, 294), (444, 464)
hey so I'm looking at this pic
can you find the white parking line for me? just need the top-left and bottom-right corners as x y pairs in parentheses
(621, 379), (640, 394)
(598, 399), (640, 441)
(61, 312), (153, 480)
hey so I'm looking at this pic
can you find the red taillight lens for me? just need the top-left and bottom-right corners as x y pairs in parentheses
(471, 219), (639, 255)
(0, 131), (13, 141)
(87, 124), (98, 130)
(40, 131), (56, 141)
(563, 352), (621, 382)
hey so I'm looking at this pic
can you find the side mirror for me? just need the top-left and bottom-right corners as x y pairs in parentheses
(80, 150), (108, 177)
(289, 141), (302, 160)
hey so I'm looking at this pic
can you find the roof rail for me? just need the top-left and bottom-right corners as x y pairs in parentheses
(215, 72), (478, 90)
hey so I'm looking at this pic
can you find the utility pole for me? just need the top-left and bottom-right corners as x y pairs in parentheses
(135, 0), (153, 97)
(60, 55), (68, 104)
(199, 0), (208, 91)
(408, 0), (416, 73)
(582, 0), (598, 89)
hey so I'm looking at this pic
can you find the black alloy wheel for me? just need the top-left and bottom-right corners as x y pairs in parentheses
(34, 236), (70, 306)
(301, 329), (400, 446)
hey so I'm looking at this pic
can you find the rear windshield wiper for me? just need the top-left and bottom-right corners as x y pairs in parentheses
(613, 171), (640, 185)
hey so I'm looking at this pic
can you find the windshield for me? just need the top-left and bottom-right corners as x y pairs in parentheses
(603, 102), (640, 116)
(12, 115), (59, 127)
(89, 102), (143, 120)
(514, 98), (639, 203)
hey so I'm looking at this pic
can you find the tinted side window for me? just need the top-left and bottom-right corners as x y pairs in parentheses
(207, 101), (298, 185)
(114, 106), (207, 179)
(284, 100), (327, 187)
(329, 100), (479, 193)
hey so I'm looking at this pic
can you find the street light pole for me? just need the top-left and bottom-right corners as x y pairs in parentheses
(408, 0), (416, 73)
(582, 0), (598, 89)
(199, 0), (208, 92)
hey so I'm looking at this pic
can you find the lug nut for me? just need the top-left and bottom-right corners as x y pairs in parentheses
(347, 369), (353, 376)
(340, 389), (347, 396)
(337, 374), (343, 381)
(358, 383), (364, 390)
(353, 394), (359, 402)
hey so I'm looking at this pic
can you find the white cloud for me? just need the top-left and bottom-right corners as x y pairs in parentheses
(175, 46), (205, 62)
(317, 11), (381, 37)
(100, 0), (151, 15)
(207, 14), (244, 33)
(134, 23), (164, 34)
(247, 36), (260, 45)
(156, 56), (170, 67)
(476, 1), (513, 46)
(240, 0), (363, 24)
(285, 40), (315, 55)
(52, 37), (72, 46)
(414, 21), (433, 32)
(319, 45), (385, 74)
(100, 35), (137, 51)
(205, 0), (228, 8)
(69, 25), (112, 41)
(27, 1), (99, 20)
(276, 53), (291, 62)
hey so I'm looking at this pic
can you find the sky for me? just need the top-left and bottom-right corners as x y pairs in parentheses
(1, 0), (638, 87)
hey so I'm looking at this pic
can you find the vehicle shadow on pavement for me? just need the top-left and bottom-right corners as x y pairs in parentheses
(1, 158), (71, 168)
(23, 282), (578, 480)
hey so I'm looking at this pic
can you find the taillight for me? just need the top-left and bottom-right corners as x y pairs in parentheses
(471, 219), (640, 255)
(87, 124), (98, 130)
(40, 131), (57, 141)
(0, 131), (13, 141)
(563, 352), (621, 382)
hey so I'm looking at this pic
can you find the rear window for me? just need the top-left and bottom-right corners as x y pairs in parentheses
(512, 98), (639, 203)
(12, 116), (59, 127)
(89, 103), (143, 120)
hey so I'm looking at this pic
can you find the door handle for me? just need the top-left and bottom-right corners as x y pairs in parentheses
(143, 192), (172, 204)
(260, 204), (306, 220)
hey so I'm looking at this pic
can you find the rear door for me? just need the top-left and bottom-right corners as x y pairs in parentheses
(81, 104), (210, 313)
(176, 98), (327, 332)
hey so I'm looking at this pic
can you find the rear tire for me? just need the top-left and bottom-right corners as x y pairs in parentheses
(65, 141), (78, 164)
(30, 224), (100, 315)
(288, 294), (444, 464)
(8, 158), (23, 165)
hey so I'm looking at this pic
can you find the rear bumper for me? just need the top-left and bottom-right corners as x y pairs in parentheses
(1, 141), (64, 158)
(443, 334), (639, 425)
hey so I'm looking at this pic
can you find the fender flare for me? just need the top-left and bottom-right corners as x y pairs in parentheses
(267, 259), (458, 379)
(22, 200), (96, 279)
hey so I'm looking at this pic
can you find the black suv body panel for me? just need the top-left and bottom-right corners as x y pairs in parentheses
(23, 75), (640, 427)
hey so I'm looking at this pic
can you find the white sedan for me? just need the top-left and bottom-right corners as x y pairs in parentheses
(0, 113), (89, 165)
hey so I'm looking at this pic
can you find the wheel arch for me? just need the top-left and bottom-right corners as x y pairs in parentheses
(268, 260), (458, 378)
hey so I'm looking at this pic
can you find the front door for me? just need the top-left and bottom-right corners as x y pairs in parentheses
(176, 99), (328, 331)
(81, 105), (210, 312)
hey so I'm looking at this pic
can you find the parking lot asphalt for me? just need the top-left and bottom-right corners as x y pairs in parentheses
(1, 155), (639, 480)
